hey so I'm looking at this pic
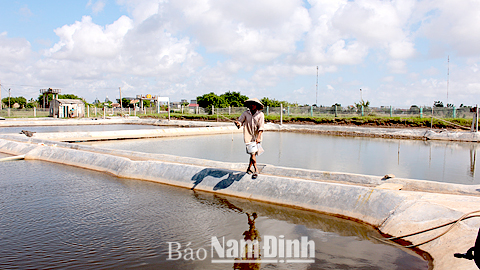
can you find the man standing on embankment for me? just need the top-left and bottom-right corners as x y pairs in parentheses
(234, 98), (265, 179)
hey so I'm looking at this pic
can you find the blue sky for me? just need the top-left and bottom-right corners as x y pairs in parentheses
(1, 0), (480, 108)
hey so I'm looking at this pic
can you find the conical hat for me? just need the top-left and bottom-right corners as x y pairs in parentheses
(244, 98), (264, 109)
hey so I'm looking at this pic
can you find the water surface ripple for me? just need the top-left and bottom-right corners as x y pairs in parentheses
(0, 157), (428, 269)
(84, 132), (480, 184)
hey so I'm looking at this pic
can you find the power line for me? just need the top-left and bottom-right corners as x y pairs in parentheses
(0, 83), (10, 95)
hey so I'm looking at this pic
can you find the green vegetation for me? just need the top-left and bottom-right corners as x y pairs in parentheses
(1, 90), (474, 130)
(220, 91), (249, 107)
(2, 96), (27, 108)
(37, 93), (84, 106)
(197, 91), (249, 109)
(140, 113), (472, 130)
(196, 91), (299, 110)
(354, 100), (370, 109)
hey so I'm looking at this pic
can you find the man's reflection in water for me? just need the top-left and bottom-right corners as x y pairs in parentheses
(233, 213), (261, 270)
(470, 146), (477, 178)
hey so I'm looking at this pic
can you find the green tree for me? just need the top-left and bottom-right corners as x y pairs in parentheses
(92, 101), (109, 108)
(119, 98), (134, 108)
(37, 93), (84, 106)
(332, 103), (342, 110)
(279, 101), (291, 108)
(143, 100), (151, 108)
(197, 92), (228, 109)
(60, 94), (82, 100)
(26, 98), (38, 108)
(220, 91), (248, 107)
(409, 105), (420, 113)
(261, 97), (281, 107)
(18, 97), (27, 108)
(260, 97), (294, 108)
(2, 96), (27, 108)
(433, 101), (444, 107)
(354, 100), (370, 109)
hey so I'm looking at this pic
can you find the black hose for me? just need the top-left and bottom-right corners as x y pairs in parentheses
(372, 210), (480, 248)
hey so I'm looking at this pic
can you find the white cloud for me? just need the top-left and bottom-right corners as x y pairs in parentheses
(46, 16), (134, 59)
(252, 65), (286, 87)
(298, 0), (418, 69)
(294, 87), (305, 94)
(116, 0), (166, 24)
(382, 76), (395, 82)
(173, 0), (310, 64)
(326, 40), (368, 65)
(4, 0), (480, 107)
(388, 40), (416, 59)
(423, 67), (439, 76)
(42, 9), (203, 81)
(387, 60), (407, 74)
(19, 5), (33, 20)
(0, 33), (35, 99)
(418, 0), (480, 56)
(471, 63), (479, 73)
(87, 0), (106, 14)
(0, 32), (32, 66)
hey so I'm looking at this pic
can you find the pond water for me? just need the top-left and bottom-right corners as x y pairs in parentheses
(0, 155), (428, 269)
(0, 124), (169, 134)
(84, 132), (480, 185)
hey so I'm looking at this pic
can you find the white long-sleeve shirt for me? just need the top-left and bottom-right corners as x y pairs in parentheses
(238, 109), (265, 143)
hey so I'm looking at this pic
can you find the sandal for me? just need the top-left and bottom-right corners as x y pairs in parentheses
(246, 169), (254, 174)
(252, 173), (258, 179)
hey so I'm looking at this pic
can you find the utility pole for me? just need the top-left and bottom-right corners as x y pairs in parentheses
(316, 66), (318, 106)
(119, 87), (123, 110)
(8, 88), (11, 117)
(447, 55), (449, 106)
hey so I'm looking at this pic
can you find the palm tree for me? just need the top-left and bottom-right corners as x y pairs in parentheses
(355, 100), (370, 109)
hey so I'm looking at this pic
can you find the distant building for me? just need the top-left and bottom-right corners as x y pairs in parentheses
(170, 101), (182, 109)
(39, 88), (61, 108)
(50, 99), (85, 118)
(129, 99), (139, 105)
(188, 103), (199, 113)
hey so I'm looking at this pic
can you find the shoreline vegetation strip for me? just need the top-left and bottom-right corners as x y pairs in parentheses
(140, 113), (472, 130)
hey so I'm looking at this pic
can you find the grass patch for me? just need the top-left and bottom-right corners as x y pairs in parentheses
(140, 113), (472, 129)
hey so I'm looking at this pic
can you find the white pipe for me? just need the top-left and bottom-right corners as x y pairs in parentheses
(280, 103), (283, 125)
(0, 155), (25, 161)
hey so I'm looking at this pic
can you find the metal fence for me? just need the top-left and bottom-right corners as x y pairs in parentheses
(211, 106), (474, 119)
(85, 106), (160, 118)
(0, 108), (50, 118)
(0, 106), (474, 119)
